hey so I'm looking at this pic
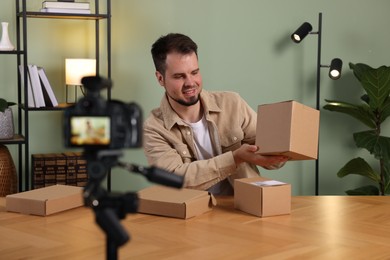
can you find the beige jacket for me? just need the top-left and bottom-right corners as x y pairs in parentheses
(143, 90), (260, 190)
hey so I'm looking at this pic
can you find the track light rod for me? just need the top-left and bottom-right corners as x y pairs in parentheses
(292, 13), (343, 195)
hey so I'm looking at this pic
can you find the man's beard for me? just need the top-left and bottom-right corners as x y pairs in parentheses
(166, 91), (200, 107)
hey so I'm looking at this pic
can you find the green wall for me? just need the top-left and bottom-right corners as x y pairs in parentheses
(1, 0), (390, 195)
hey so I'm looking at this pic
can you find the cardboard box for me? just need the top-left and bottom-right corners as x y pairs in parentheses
(234, 177), (291, 217)
(255, 100), (320, 160)
(6, 185), (83, 216)
(137, 185), (216, 219)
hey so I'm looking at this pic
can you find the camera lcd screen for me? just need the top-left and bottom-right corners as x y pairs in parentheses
(70, 116), (111, 146)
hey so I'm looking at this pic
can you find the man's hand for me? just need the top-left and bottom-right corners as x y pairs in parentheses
(232, 144), (289, 169)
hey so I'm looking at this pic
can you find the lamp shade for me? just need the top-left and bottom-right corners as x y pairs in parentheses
(65, 59), (96, 85)
(291, 22), (313, 43)
(329, 58), (343, 80)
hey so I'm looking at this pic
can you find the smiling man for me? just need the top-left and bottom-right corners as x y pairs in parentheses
(143, 33), (288, 195)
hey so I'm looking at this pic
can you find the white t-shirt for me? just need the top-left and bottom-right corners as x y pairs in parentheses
(187, 116), (233, 195)
(188, 115), (214, 160)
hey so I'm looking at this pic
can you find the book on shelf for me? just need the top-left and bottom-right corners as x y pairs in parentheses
(56, 153), (67, 185)
(43, 153), (57, 187)
(18, 65), (36, 108)
(75, 152), (88, 187)
(20, 64), (59, 108)
(63, 152), (77, 186)
(40, 8), (91, 14)
(28, 64), (46, 108)
(37, 67), (58, 107)
(32, 154), (45, 189)
(42, 1), (90, 10)
(32, 152), (89, 188)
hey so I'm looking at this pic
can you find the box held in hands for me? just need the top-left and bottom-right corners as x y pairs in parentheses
(6, 185), (83, 216)
(234, 177), (291, 217)
(256, 100), (320, 160)
(137, 185), (216, 219)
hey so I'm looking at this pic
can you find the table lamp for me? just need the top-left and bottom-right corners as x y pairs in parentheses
(65, 58), (96, 103)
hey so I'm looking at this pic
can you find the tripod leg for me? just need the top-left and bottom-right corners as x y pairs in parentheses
(107, 237), (118, 260)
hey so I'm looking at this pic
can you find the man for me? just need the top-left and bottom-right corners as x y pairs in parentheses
(143, 33), (288, 195)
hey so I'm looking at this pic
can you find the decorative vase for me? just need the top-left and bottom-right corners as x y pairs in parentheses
(0, 144), (17, 196)
(0, 22), (15, 51)
(0, 108), (15, 139)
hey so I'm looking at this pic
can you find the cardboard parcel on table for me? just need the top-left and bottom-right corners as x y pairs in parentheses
(256, 100), (320, 160)
(6, 185), (83, 216)
(137, 185), (216, 219)
(234, 176), (291, 217)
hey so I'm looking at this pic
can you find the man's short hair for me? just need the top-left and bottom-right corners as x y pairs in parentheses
(151, 33), (198, 75)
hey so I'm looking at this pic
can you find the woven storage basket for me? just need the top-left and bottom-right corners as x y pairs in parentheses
(0, 144), (17, 196)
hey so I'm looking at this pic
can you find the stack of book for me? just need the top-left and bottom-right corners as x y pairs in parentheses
(40, 1), (91, 14)
(32, 152), (88, 189)
(19, 64), (58, 108)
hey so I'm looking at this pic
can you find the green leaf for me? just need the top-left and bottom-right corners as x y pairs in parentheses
(349, 63), (372, 82)
(323, 99), (376, 129)
(380, 97), (390, 123)
(349, 63), (390, 110)
(337, 157), (380, 182)
(0, 98), (16, 113)
(353, 131), (390, 160)
(384, 162), (390, 194)
(0, 99), (7, 113)
(381, 159), (390, 193)
(360, 94), (370, 104)
(345, 185), (379, 195)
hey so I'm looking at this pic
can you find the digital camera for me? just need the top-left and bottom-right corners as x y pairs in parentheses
(63, 76), (142, 150)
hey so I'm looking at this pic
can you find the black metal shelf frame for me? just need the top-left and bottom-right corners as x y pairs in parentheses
(10, 0), (111, 191)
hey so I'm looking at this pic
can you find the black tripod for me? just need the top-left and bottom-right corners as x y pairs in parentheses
(82, 149), (183, 260)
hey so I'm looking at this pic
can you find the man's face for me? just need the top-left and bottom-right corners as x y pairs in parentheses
(156, 51), (202, 107)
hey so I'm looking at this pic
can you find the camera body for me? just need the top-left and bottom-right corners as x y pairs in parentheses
(63, 76), (142, 150)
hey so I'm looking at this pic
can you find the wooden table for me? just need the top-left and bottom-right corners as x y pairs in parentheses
(1, 196), (390, 259)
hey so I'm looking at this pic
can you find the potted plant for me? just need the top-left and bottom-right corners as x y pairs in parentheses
(323, 62), (390, 195)
(0, 98), (16, 139)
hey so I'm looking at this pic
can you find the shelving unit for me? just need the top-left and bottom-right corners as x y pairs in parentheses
(4, 0), (111, 191)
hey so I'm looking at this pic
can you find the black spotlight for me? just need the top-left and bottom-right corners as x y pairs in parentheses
(291, 22), (313, 43)
(329, 58), (343, 80)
